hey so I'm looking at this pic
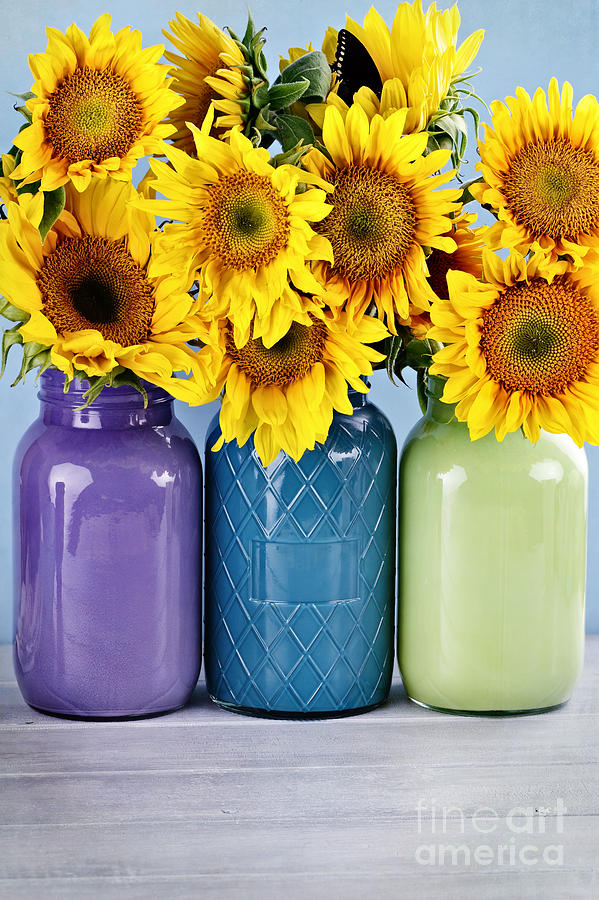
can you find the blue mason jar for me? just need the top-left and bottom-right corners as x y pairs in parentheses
(204, 386), (397, 717)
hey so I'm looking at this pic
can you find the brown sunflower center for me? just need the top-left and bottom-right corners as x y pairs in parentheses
(37, 236), (155, 346)
(316, 164), (416, 281)
(226, 320), (327, 386)
(204, 172), (291, 270)
(503, 138), (599, 240)
(45, 67), (143, 164)
(480, 277), (599, 394)
(427, 249), (454, 300)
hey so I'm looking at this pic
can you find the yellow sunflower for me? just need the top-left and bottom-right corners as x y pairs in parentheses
(0, 154), (19, 207)
(471, 79), (599, 266)
(302, 103), (460, 333)
(428, 249), (599, 445)
(163, 12), (250, 154)
(138, 120), (333, 348)
(407, 210), (483, 338)
(0, 178), (215, 402)
(10, 14), (182, 192)
(280, 29), (339, 71)
(199, 310), (388, 466)
(428, 211), (483, 301)
(308, 2), (483, 134)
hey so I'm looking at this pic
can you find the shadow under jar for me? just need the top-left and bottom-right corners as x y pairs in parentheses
(398, 375), (587, 716)
(13, 369), (202, 719)
(204, 386), (397, 718)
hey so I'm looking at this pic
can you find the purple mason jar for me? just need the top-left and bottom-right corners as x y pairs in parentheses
(13, 369), (202, 719)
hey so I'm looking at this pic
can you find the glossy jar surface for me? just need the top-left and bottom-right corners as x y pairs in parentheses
(204, 389), (397, 717)
(398, 377), (587, 714)
(13, 369), (202, 718)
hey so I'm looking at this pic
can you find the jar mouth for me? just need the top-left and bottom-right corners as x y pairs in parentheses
(38, 367), (172, 408)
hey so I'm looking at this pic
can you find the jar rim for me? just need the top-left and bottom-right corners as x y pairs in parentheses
(38, 368), (172, 408)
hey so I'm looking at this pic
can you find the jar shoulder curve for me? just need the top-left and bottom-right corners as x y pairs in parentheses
(352, 398), (396, 442)
(16, 413), (202, 493)
(400, 416), (587, 486)
(206, 399), (397, 465)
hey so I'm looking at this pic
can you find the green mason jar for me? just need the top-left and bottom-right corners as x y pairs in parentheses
(398, 375), (587, 715)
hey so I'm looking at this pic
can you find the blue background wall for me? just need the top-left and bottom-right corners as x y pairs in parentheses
(0, 0), (598, 640)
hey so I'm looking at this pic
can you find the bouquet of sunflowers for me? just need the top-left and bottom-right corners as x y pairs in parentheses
(1, 0), (597, 467)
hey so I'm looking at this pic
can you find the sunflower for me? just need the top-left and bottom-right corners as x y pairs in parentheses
(406, 211), (484, 338)
(9, 14), (182, 193)
(138, 121), (333, 348)
(428, 211), (483, 301)
(0, 154), (19, 207)
(308, 1), (483, 134)
(280, 29), (339, 71)
(471, 79), (599, 266)
(302, 103), (460, 333)
(200, 310), (388, 466)
(0, 178), (215, 402)
(163, 12), (250, 154)
(428, 249), (599, 445)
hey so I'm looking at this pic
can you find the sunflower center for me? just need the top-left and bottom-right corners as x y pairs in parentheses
(480, 277), (599, 394)
(316, 164), (416, 281)
(426, 249), (453, 300)
(503, 139), (599, 240)
(45, 67), (143, 164)
(226, 320), (327, 386)
(204, 172), (291, 270)
(37, 236), (155, 346)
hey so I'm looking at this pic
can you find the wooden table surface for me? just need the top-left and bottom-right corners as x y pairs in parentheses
(0, 639), (598, 899)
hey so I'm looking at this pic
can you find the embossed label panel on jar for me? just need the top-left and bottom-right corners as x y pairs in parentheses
(250, 539), (359, 604)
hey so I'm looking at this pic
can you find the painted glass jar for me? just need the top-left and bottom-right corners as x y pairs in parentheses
(204, 387), (397, 717)
(398, 375), (587, 715)
(13, 369), (202, 719)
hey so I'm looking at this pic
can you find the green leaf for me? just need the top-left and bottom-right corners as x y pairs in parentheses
(0, 298), (28, 323)
(240, 12), (256, 48)
(385, 335), (404, 385)
(416, 368), (428, 414)
(1, 327), (23, 377)
(275, 114), (315, 152)
(16, 179), (40, 196)
(434, 112), (468, 144)
(270, 143), (309, 168)
(426, 131), (452, 154)
(459, 177), (483, 205)
(251, 80), (270, 110)
(8, 91), (34, 124)
(281, 51), (332, 102)
(404, 338), (434, 371)
(39, 186), (65, 243)
(11, 340), (48, 386)
(77, 367), (149, 409)
(268, 79), (309, 110)
(7, 91), (34, 102)
(254, 107), (277, 134)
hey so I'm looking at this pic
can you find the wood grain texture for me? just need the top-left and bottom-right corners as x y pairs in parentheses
(0, 640), (598, 899)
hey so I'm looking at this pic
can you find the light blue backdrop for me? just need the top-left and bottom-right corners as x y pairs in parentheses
(0, 0), (598, 641)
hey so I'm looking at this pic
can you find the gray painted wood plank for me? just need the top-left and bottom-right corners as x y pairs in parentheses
(0, 641), (597, 897)
(0, 818), (595, 880)
(0, 764), (597, 827)
(0, 870), (597, 900)
(1, 711), (597, 775)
